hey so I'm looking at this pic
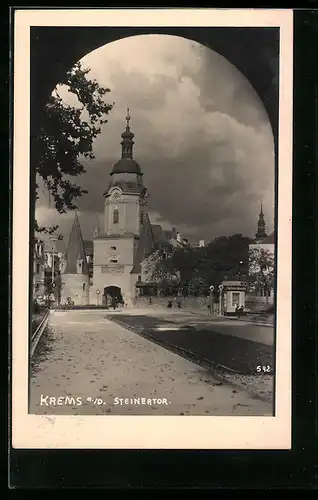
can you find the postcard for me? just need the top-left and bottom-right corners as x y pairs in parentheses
(11, 8), (293, 449)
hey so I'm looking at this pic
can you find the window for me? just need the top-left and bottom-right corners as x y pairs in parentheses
(36, 264), (40, 274)
(83, 283), (86, 291)
(113, 209), (119, 224)
(110, 259), (118, 263)
(111, 246), (116, 251)
(232, 292), (240, 307)
(140, 211), (144, 225)
(137, 275), (141, 283)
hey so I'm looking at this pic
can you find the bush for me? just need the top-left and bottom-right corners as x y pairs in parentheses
(32, 300), (41, 315)
(264, 304), (274, 314)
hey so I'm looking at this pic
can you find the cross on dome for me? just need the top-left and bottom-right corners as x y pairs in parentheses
(126, 106), (131, 128)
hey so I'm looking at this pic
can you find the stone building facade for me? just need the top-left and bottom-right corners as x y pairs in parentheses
(59, 213), (90, 306)
(33, 239), (45, 298)
(53, 110), (200, 307)
(57, 110), (175, 306)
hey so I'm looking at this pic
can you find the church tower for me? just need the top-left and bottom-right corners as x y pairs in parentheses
(92, 109), (150, 306)
(60, 213), (90, 305)
(255, 202), (268, 240)
(103, 107), (148, 235)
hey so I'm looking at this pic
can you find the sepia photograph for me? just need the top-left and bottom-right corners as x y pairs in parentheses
(12, 9), (293, 449)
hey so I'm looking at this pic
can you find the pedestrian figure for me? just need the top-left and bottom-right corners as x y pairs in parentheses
(149, 297), (152, 305)
(177, 300), (181, 308)
(111, 297), (117, 310)
(236, 305), (244, 319)
(167, 300), (172, 308)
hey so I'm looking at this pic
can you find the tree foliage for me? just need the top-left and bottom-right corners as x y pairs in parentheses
(34, 61), (114, 234)
(248, 246), (275, 293)
(143, 234), (253, 294)
(142, 243), (179, 287)
(187, 275), (206, 296)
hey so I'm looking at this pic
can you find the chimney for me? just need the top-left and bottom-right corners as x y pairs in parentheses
(176, 232), (182, 243)
(199, 240), (205, 247)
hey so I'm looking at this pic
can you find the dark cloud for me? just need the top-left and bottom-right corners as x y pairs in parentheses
(36, 34), (275, 243)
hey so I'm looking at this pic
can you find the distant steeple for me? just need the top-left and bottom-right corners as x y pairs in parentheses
(64, 213), (89, 274)
(120, 106), (135, 159)
(255, 201), (267, 239)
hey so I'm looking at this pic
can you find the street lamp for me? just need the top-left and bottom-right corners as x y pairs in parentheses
(237, 260), (244, 281)
(218, 284), (224, 316)
(49, 236), (58, 301)
(209, 285), (214, 316)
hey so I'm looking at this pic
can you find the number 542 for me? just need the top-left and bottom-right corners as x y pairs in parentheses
(256, 365), (271, 373)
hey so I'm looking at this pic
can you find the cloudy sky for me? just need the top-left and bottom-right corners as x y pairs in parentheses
(36, 34), (275, 247)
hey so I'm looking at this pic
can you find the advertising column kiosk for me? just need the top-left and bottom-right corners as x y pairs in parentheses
(221, 281), (247, 316)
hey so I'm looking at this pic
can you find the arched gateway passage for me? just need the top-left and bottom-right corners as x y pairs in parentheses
(103, 286), (123, 309)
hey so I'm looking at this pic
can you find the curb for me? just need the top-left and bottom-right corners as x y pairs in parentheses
(31, 309), (51, 357)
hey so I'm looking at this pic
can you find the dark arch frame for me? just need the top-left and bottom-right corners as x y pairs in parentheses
(30, 27), (279, 138)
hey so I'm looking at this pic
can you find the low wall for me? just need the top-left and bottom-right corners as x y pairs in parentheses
(245, 296), (274, 313)
(135, 295), (274, 314)
(134, 296), (213, 310)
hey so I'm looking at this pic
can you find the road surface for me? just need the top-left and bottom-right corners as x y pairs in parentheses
(108, 308), (274, 374)
(30, 309), (273, 416)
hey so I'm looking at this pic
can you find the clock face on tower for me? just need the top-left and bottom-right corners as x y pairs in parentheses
(110, 188), (122, 200)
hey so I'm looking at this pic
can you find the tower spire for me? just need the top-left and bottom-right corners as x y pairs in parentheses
(255, 200), (267, 240)
(126, 106), (131, 129)
(121, 107), (134, 159)
(64, 213), (89, 274)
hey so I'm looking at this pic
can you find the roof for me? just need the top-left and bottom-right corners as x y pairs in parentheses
(111, 158), (142, 175)
(131, 215), (155, 274)
(104, 179), (144, 196)
(150, 224), (169, 244)
(64, 214), (89, 274)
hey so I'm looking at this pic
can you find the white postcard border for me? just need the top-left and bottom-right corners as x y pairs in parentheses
(12, 8), (293, 449)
